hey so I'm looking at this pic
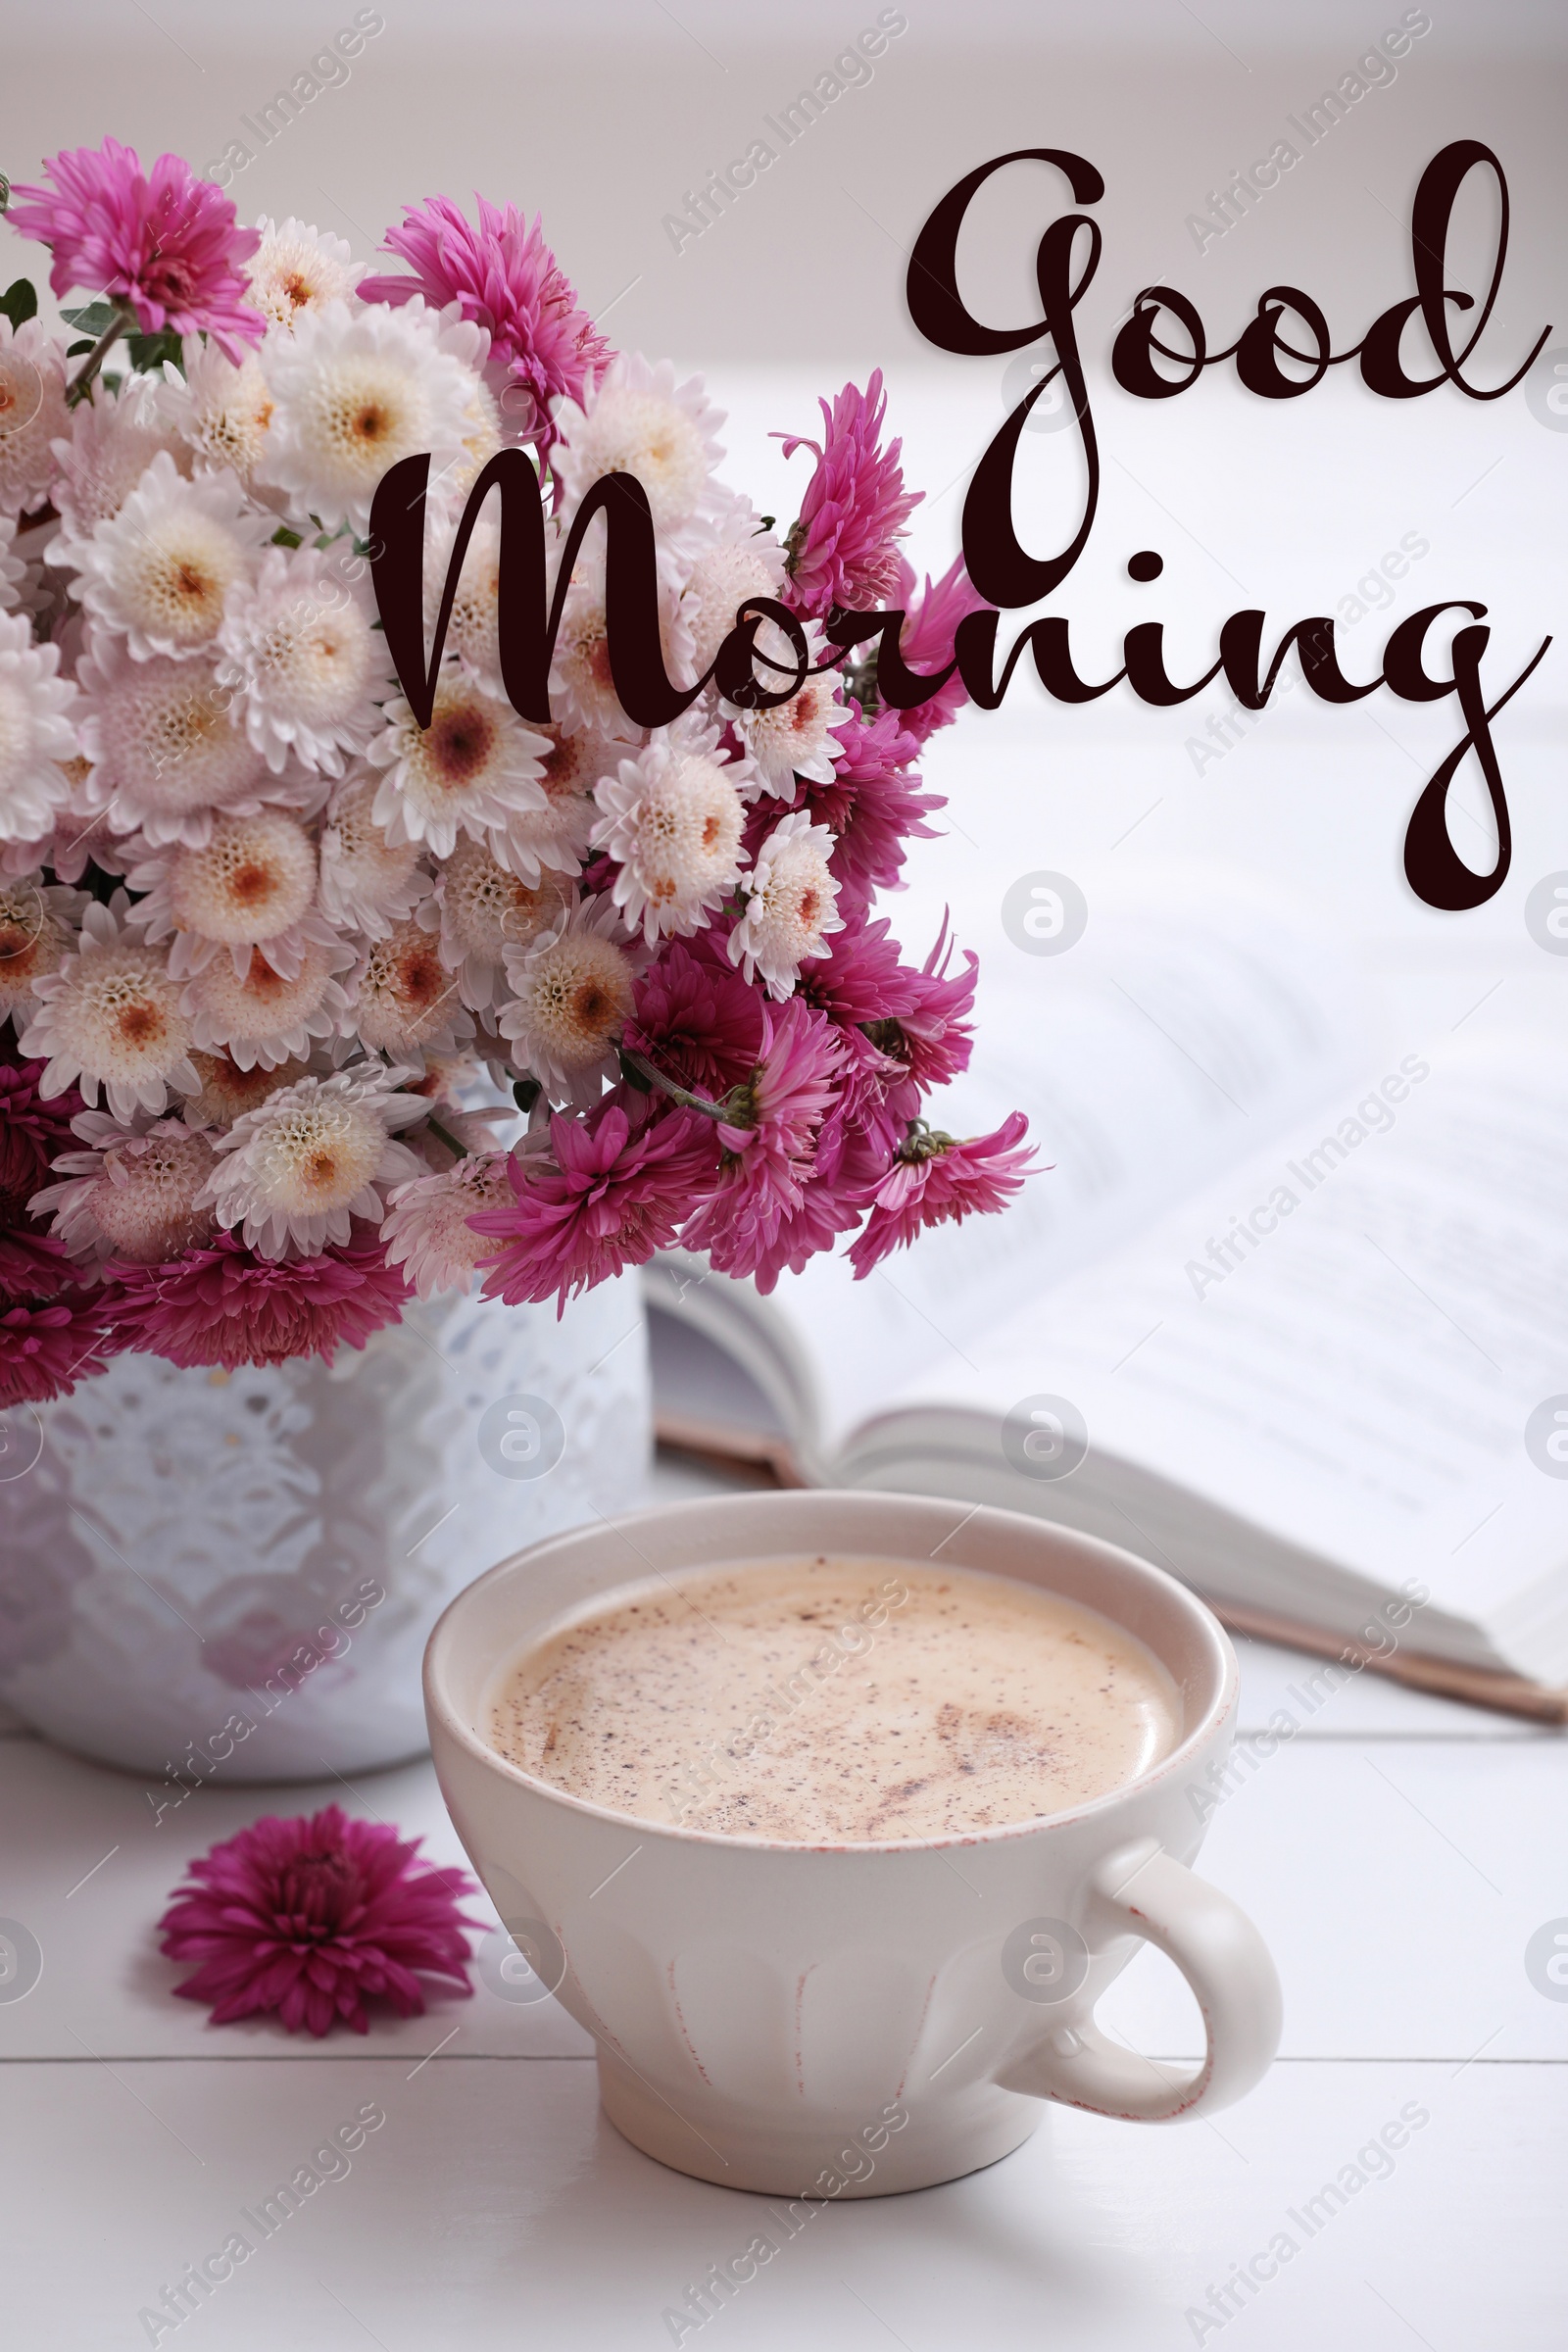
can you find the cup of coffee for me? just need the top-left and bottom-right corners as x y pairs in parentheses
(424, 1491), (1281, 2196)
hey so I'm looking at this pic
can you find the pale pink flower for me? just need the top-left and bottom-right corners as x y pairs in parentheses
(0, 318), (70, 518)
(0, 613), (81, 842)
(18, 896), (198, 1119)
(381, 1151), (515, 1298)
(728, 810), (843, 1000)
(33, 1112), (219, 1266)
(200, 1065), (426, 1259)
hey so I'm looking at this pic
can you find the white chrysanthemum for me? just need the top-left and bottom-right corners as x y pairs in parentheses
(0, 318), (70, 519)
(200, 1065), (426, 1258)
(490, 718), (602, 883)
(497, 891), (640, 1107)
(127, 811), (323, 981)
(727, 811), (844, 1001)
(552, 353), (725, 575)
(368, 664), (552, 864)
(591, 719), (751, 945)
(0, 788), (129, 885)
(434, 837), (570, 1010)
(382, 1152), (514, 1298)
(545, 542), (692, 739)
(18, 896), (199, 1117)
(70, 451), (271, 662)
(164, 337), (274, 484)
(680, 502), (789, 678)
(721, 618), (855, 794)
(33, 1112), (219, 1267)
(0, 612), (80, 842)
(317, 770), (430, 940)
(47, 372), (189, 568)
(431, 308), (503, 502)
(215, 545), (389, 775)
(181, 1048), (315, 1129)
(245, 219), (361, 333)
(0, 516), (27, 612)
(425, 514), (503, 686)
(342, 914), (474, 1061)
(0, 874), (83, 1029)
(73, 633), (284, 848)
(182, 930), (356, 1069)
(257, 297), (476, 534)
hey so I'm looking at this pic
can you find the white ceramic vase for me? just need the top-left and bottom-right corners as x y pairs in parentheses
(0, 1278), (650, 1782)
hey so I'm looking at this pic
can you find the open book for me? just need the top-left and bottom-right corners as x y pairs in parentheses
(644, 885), (1568, 1720)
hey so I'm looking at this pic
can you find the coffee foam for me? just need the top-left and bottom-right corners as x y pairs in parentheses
(487, 1555), (1182, 1842)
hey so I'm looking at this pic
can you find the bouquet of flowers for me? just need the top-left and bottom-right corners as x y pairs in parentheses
(0, 140), (1031, 1412)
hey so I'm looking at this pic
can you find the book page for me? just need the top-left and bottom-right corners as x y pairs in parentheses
(881, 1036), (1568, 1663)
(753, 875), (1374, 1458)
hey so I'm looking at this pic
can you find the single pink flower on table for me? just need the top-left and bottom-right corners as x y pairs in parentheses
(848, 1110), (1037, 1278)
(159, 1803), (481, 2037)
(475, 1096), (716, 1316)
(891, 554), (991, 742)
(678, 998), (845, 1279)
(358, 195), (612, 451)
(110, 1234), (412, 1370)
(778, 370), (921, 616)
(7, 139), (262, 364)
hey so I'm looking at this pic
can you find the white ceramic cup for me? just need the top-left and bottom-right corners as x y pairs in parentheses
(424, 1491), (1282, 2197)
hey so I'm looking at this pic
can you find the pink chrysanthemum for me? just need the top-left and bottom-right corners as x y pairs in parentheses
(624, 936), (762, 1098)
(878, 916), (980, 1126)
(110, 1234), (412, 1370)
(0, 1056), (82, 1225)
(848, 1110), (1037, 1277)
(792, 914), (918, 1033)
(474, 1097), (715, 1315)
(0, 1259), (123, 1405)
(892, 554), (991, 743)
(358, 195), (611, 452)
(778, 370), (921, 617)
(8, 139), (263, 365)
(158, 1803), (481, 2037)
(676, 999), (845, 1279)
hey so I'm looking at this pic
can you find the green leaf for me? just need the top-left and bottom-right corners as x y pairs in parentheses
(61, 301), (118, 336)
(125, 327), (183, 373)
(270, 525), (304, 549)
(0, 276), (37, 328)
(0, 173), (11, 215)
(616, 1053), (653, 1096)
(65, 339), (95, 358)
(512, 1078), (543, 1113)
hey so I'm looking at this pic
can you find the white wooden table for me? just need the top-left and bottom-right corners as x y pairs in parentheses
(3, 1449), (1564, 2352)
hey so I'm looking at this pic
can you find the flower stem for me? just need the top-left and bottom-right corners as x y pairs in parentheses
(423, 1114), (470, 1160)
(68, 299), (138, 407)
(618, 1048), (731, 1122)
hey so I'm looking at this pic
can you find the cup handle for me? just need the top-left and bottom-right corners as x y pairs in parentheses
(994, 1838), (1283, 2123)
